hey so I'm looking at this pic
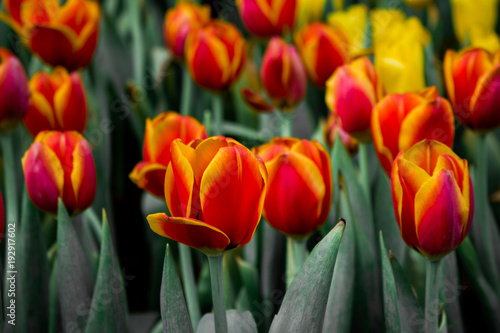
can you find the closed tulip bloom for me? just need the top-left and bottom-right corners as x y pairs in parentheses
(391, 140), (473, 261)
(0, 48), (30, 133)
(372, 87), (455, 175)
(261, 37), (307, 111)
(294, 23), (349, 88)
(22, 131), (96, 215)
(163, 1), (210, 59)
(147, 137), (267, 256)
(24, 67), (87, 137)
(129, 112), (207, 198)
(325, 57), (383, 142)
(254, 138), (332, 238)
(444, 48), (500, 132)
(236, 0), (297, 38)
(1, 0), (100, 71)
(324, 112), (358, 155)
(185, 20), (246, 91)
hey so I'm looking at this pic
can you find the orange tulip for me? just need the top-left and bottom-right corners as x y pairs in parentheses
(253, 138), (332, 238)
(129, 112), (207, 198)
(24, 67), (87, 137)
(325, 57), (384, 142)
(185, 20), (246, 91)
(236, 0), (297, 38)
(372, 87), (455, 175)
(294, 23), (349, 88)
(1, 0), (100, 71)
(0, 48), (30, 133)
(22, 131), (96, 215)
(444, 48), (500, 132)
(324, 112), (358, 155)
(147, 136), (267, 256)
(261, 37), (307, 111)
(163, 1), (210, 59)
(391, 140), (473, 261)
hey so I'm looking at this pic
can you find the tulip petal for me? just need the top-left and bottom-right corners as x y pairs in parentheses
(71, 139), (96, 213)
(169, 139), (196, 218)
(53, 72), (87, 133)
(29, 25), (77, 69)
(240, 87), (275, 113)
(192, 137), (230, 185)
(129, 161), (167, 198)
(24, 91), (56, 136)
(147, 213), (230, 256)
(470, 65), (500, 130)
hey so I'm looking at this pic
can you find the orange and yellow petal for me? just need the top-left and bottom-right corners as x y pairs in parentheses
(129, 161), (167, 198)
(70, 139), (96, 214)
(53, 71), (87, 133)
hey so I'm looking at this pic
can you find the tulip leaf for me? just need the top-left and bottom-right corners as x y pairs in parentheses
(57, 199), (93, 331)
(322, 191), (356, 333)
(85, 210), (130, 332)
(159, 243), (193, 333)
(18, 188), (49, 332)
(49, 258), (62, 332)
(269, 221), (345, 332)
(390, 253), (425, 333)
(196, 310), (257, 333)
(438, 253), (465, 333)
(379, 232), (401, 333)
(236, 257), (261, 318)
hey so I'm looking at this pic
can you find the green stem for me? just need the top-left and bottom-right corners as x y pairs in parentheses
(178, 243), (201, 329)
(424, 260), (441, 333)
(475, 134), (500, 293)
(83, 208), (103, 241)
(208, 255), (228, 333)
(180, 68), (193, 116)
(359, 142), (371, 209)
(1, 134), (18, 225)
(279, 112), (293, 137)
(212, 94), (224, 136)
(286, 237), (306, 288)
(221, 122), (267, 142)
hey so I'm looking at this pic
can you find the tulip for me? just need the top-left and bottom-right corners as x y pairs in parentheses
(444, 48), (500, 132)
(185, 20), (246, 91)
(236, 0), (297, 38)
(469, 30), (500, 54)
(1, 0), (100, 71)
(22, 131), (96, 215)
(325, 56), (383, 142)
(391, 140), (473, 261)
(450, 0), (498, 46)
(294, 23), (349, 88)
(0, 48), (30, 133)
(261, 37), (307, 111)
(163, 1), (210, 59)
(147, 136), (267, 256)
(324, 112), (358, 155)
(372, 87), (455, 175)
(23, 67), (87, 137)
(327, 4), (368, 56)
(129, 112), (207, 198)
(253, 137), (332, 238)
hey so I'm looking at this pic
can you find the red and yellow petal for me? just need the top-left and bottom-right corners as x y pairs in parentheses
(147, 213), (230, 256)
(470, 65), (500, 131)
(169, 139), (196, 218)
(24, 91), (56, 136)
(53, 71), (87, 133)
(70, 139), (96, 214)
(29, 25), (76, 68)
(129, 161), (167, 198)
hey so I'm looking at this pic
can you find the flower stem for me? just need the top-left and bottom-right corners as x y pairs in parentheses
(279, 112), (293, 137)
(1, 133), (18, 225)
(179, 243), (201, 329)
(424, 260), (441, 333)
(286, 237), (306, 288)
(208, 254), (228, 333)
(83, 207), (103, 241)
(359, 142), (371, 209)
(180, 68), (193, 116)
(212, 94), (224, 136)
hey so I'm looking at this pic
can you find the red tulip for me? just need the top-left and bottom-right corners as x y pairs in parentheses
(324, 112), (358, 155)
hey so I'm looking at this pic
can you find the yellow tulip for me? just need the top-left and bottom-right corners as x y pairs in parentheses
(450, 0), (498, 45)
(328, 4), (368, 55)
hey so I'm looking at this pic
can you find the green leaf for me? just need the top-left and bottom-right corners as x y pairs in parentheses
(236, 257), (261, 319)
(49, 259), (62, 332)
(86, 210), (129, 332)
(269, 221), (345, 332)
(57, 199), (93, 331)
(159, 244), (193, 333)
(322, 191), (355, 333)
(438, 253), (464, 333)
(196, 310), (257, 333)
(379, 232), (401, 333)
(18, 188), (49, 332)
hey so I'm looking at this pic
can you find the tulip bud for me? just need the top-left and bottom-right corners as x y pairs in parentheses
(2, 0), (100, 71)
(163, 1), (210, 59)
(130, 112), (207, 198)
(294, 23), (349, 88)
(325, 57), (383, 142)
(0, 48), (30, 133)
(24, 67), (87, 137)
(22, 131), (96, 215)
(372, 87), (455, 175)
(236, 0), (297, 38)
(261, 37), (307, 111)
(391, 140), (473, 261)
(147, 136), (267, 256)
(324, 112), (358, 155)
(444, 48), (500, 132)
(253, 138), (332, 238)
(185, 20), (246, 91)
